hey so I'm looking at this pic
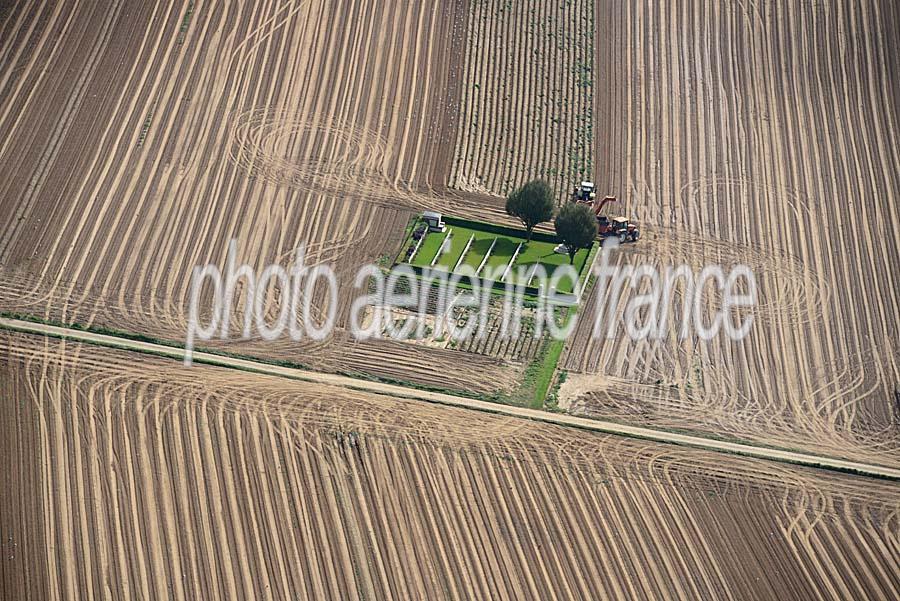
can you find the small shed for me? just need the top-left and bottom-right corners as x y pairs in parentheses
(423, 211), (446, 232)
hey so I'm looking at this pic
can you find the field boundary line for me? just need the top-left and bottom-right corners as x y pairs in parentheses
(2, 316), (898, 481)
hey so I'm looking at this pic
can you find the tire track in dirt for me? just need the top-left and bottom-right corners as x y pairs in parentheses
(0, 0), (517, 395)
(3, 331), (899, 599)
(564, 0), (900, 467)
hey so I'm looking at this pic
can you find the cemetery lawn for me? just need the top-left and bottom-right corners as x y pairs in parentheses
(403, 223), (593, 295)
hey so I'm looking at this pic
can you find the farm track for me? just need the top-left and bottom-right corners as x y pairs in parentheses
(2, 330), (899, 600)
(450, 0), (594, 201)
(563, 0), (900, 466)
(0, 0), (524, 394)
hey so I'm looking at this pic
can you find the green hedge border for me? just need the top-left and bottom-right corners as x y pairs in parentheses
(442, 215), (561, 244)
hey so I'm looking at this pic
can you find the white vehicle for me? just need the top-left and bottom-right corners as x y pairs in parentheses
(573, 181), (597, 202)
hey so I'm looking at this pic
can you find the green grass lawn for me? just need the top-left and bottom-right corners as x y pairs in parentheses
(408, 228), (472, 269)
(437, 229), (492, 270)
(513, 241), (590, 285)
(528, 338), (566, 409)
(402, 221), (594, 295)
(411, 230), (448, 266)
(483, 237), (519, 273)
(437, 230), (470, 269)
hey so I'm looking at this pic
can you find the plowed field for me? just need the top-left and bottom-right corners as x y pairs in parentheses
(2, 332), (898, 600)
(562, 0), (900, 466)
(2, 0), (899, 598)
(0, 0), (524, 394)
(449, 0), (594, 200)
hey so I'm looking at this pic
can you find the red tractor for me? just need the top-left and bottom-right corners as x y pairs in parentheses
(587, 195), (640, 243)
(599, 215), (640, 243)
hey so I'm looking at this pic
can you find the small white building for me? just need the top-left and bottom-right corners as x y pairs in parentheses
(423, 211), (446, 232)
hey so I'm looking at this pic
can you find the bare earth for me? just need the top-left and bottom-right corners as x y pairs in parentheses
(0, 0), (521, 395)
(2, 332), (898, 600)
(563, 0), (900, 467)
(1, 0), (899, 599)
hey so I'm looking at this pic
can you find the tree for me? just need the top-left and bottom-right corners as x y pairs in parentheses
(505, 179), (556, 241)
(554, 202), (597, 264)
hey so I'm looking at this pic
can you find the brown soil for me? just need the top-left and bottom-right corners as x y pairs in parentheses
(2, 331), (898, 600)
(449, 0), (595, 201)
(1, 0), (899, 598)
(0, 0), (520, 395)
(563, 0), (900, 467)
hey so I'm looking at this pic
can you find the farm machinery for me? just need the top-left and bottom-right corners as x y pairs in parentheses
(572, 181), (597, 202)
(576, 192), (640, 243)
